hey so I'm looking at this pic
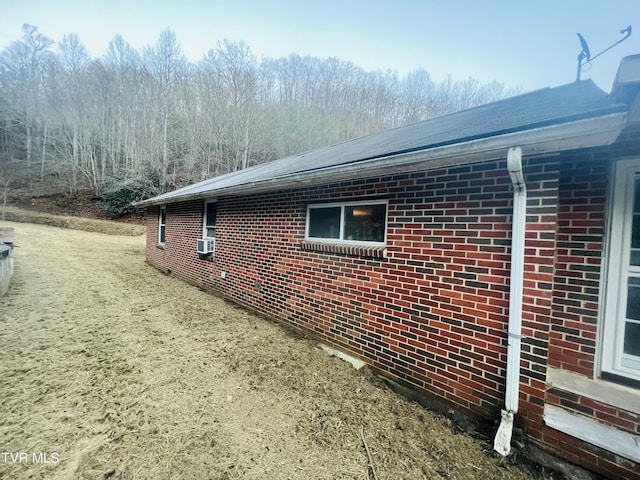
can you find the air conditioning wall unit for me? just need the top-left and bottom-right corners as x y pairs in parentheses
(197, 238), (215, 254)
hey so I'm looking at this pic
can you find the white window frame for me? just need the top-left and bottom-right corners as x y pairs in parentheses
(601, 158), (640, 382)
(203, 199), (217, 240)
(305, 199), (388, 246)
(158, 206), (166, 245)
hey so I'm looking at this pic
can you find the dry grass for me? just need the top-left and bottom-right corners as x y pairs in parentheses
(0, 206), (145, 236)
(0, 220), (558, 480)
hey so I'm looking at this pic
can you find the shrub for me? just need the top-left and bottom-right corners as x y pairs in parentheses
(100, 176), (159, 219)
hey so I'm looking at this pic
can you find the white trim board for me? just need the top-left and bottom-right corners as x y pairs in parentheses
(601, 158), (640, 381)
(544, 405), (640, 462)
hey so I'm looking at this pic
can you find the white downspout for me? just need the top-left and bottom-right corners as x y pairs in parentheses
(494, 146), (526, 456)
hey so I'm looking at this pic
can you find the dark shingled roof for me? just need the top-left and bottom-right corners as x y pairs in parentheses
(141, 79), (626, 205)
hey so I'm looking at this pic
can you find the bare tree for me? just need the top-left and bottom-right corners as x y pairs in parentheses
(0, 24), (54, 186)
(143, 29), (187, 190)
(0, 25), (517, 208)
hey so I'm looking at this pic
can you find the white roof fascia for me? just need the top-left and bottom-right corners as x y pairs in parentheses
(137, 113), (626, 207)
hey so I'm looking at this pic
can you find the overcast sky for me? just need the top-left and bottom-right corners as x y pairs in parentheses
(1, 0), (638, 92)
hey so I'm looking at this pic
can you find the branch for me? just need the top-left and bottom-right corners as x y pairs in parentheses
(360, 427), (379, 480)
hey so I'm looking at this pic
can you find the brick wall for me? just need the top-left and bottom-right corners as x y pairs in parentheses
(146, 158), (557, 416)
(549, 152), (608, 378)
(545, 145), (640, 480)
(145, 151), (639, 479)
(146, 200), (205, 285)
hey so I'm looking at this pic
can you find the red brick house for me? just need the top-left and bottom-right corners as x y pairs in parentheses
(136, 55), (640, 479)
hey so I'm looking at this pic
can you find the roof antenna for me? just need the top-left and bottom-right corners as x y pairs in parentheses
(576, 26), (632, 81)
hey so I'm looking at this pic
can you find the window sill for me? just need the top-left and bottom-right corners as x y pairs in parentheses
(300, 241), (387, 258)
(156, 244), (165, 249)
(546, 367), (640, 415)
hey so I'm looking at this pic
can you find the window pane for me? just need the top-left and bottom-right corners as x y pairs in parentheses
(344, 204), (386, 242)
(631, 214), (640, 251)
(623, 321), (640, 357)
(626, 283), (640, 321)
(309, 207), (341, 239)
(159, 207), (166, 244)
(631, 178), (640, 262)
(206, 203), (217, 227)
(205, 203), (217, 238)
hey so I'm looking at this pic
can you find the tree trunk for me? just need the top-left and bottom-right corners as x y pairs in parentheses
(40, 123), (47, 181)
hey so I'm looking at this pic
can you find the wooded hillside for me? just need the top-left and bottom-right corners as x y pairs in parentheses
(0, 24), (519, 215)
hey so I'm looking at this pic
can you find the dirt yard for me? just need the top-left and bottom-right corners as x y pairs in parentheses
(0, 221), (558, 480)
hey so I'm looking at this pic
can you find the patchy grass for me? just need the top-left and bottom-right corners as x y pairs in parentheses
(0, 206), (145, 236)
(0, 221), (558, 480)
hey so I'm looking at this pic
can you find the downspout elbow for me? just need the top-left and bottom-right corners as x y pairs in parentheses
(507, 147), (526, 192)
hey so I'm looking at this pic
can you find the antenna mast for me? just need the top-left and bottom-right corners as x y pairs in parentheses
(576, 26), (632, 81)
